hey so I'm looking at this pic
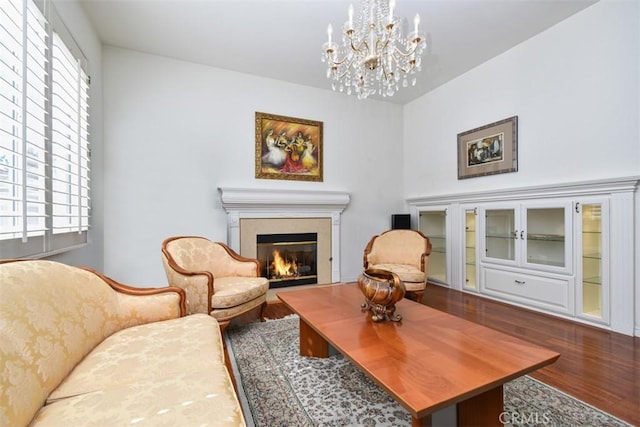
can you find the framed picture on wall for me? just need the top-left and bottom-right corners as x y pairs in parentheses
(255, 112), (323, 182)
(457, 116), (518, 180)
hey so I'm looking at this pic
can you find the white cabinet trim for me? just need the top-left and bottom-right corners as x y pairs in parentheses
(406, 176), (639, 205)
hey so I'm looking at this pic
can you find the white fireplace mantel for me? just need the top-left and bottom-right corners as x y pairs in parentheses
(218, 187), (350, 283)
(219, 187), (350, 212)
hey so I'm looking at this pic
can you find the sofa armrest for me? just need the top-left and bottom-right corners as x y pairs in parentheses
(80, 267), (187, 323)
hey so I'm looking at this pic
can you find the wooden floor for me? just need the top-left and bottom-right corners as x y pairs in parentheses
(263, 282), (640, 426)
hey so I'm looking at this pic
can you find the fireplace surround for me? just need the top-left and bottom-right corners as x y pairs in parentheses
(219, 187), (350, 284)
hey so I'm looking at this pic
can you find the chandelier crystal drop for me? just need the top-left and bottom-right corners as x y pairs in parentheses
(322, 0), (427, 100)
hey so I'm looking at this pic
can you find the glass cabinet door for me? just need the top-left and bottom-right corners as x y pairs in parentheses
(484, 208), (516, 262)
(525, 207), (566, 268)
(580, 203), (604, 319)
(419, 209), (447, 284)
(464, 208), (477, 289)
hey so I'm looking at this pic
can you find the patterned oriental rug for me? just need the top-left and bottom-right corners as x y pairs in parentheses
(225, 317), (630, 427)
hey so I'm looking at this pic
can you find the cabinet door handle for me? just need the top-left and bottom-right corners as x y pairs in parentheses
(575, 202), (580, 213)
(514, 279), (526, 285)
(520, 230), (525, 240)
(514, 230), (519, 240)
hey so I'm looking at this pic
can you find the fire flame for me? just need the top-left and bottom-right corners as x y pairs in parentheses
(271, 250), (298, 278)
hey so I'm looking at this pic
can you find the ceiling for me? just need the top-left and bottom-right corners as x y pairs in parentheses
(79, 0), (597, 105)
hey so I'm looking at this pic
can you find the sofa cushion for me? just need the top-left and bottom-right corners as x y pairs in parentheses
(48, 314), (223, 403)
(31, 366), (245, 427)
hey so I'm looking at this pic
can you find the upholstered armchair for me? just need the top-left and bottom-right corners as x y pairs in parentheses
(161, 236), (269, 332)
(363, 229), (432, 303)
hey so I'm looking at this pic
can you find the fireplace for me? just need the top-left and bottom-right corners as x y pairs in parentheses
(218, 187), (350, 284)
(257, 232), (318, 288)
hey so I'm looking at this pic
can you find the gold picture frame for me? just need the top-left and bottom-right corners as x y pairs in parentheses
(255, 112), (323, 182)
(457, 116), (518, 180)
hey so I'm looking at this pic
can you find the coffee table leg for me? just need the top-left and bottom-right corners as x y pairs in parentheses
(412, 414), (432, 427)
(457, 385), (503, 426)
(299, 318), (329, 358)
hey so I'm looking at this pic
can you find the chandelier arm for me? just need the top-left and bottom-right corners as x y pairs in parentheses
(350, 38), (370, 55)
(391, 43), (421, 58)
(330, 57), (357, 80)
(394, 61), (416, 75)
(382, 50), (414, 76)
(380, 60), (392, 83)
(377, 37), (391, 55)
(328, 54), (353, 66)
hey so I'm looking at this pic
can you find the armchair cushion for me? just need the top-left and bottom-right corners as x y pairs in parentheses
(369, 263), (425, 287)
(211, 277), (269, 309)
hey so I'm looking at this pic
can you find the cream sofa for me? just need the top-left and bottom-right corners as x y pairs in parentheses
(0, 259), (246, 427)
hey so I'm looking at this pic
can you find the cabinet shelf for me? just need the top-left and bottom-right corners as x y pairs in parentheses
(527, 233), (564, 242)
(583, 276), (602, 286)
(526, 258), (564, 267)
(486, 234), (513, 240)
(583, 252), (602, 260)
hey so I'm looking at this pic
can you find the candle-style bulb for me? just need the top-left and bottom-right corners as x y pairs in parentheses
(348, 4), (354, 27)
(389, 0), (395, 21)
(414, 13), (420, 33)
(327, 24), (333, 44)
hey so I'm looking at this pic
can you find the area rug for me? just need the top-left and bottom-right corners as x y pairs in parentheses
(226, 317), (630, 427)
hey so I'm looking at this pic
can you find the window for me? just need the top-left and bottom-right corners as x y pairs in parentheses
(0, 0), (90, 258)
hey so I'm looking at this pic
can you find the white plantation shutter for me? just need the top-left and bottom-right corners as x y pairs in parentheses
(51, 31), (90, 238)
(0, 0), (90, 258)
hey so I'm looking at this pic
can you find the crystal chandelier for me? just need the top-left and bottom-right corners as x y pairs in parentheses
(322, 0), (427, 100)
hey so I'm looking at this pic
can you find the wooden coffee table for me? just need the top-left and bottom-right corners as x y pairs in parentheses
(277, 283), (560, 427)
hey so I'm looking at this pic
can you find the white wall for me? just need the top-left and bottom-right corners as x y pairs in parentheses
(102, 47), (404, 285)
(47, 0), (104, 270)
(404, 0), (640, 334)
(404, 0), (638, 196)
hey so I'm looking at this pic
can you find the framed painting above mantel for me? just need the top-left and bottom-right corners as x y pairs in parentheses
(457, 116), (518, 180)
(255, 112), (323, 182)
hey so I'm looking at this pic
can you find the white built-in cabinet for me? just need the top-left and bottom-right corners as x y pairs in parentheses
(408, 177), (638, 336)
(418, 207), (450, 285)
